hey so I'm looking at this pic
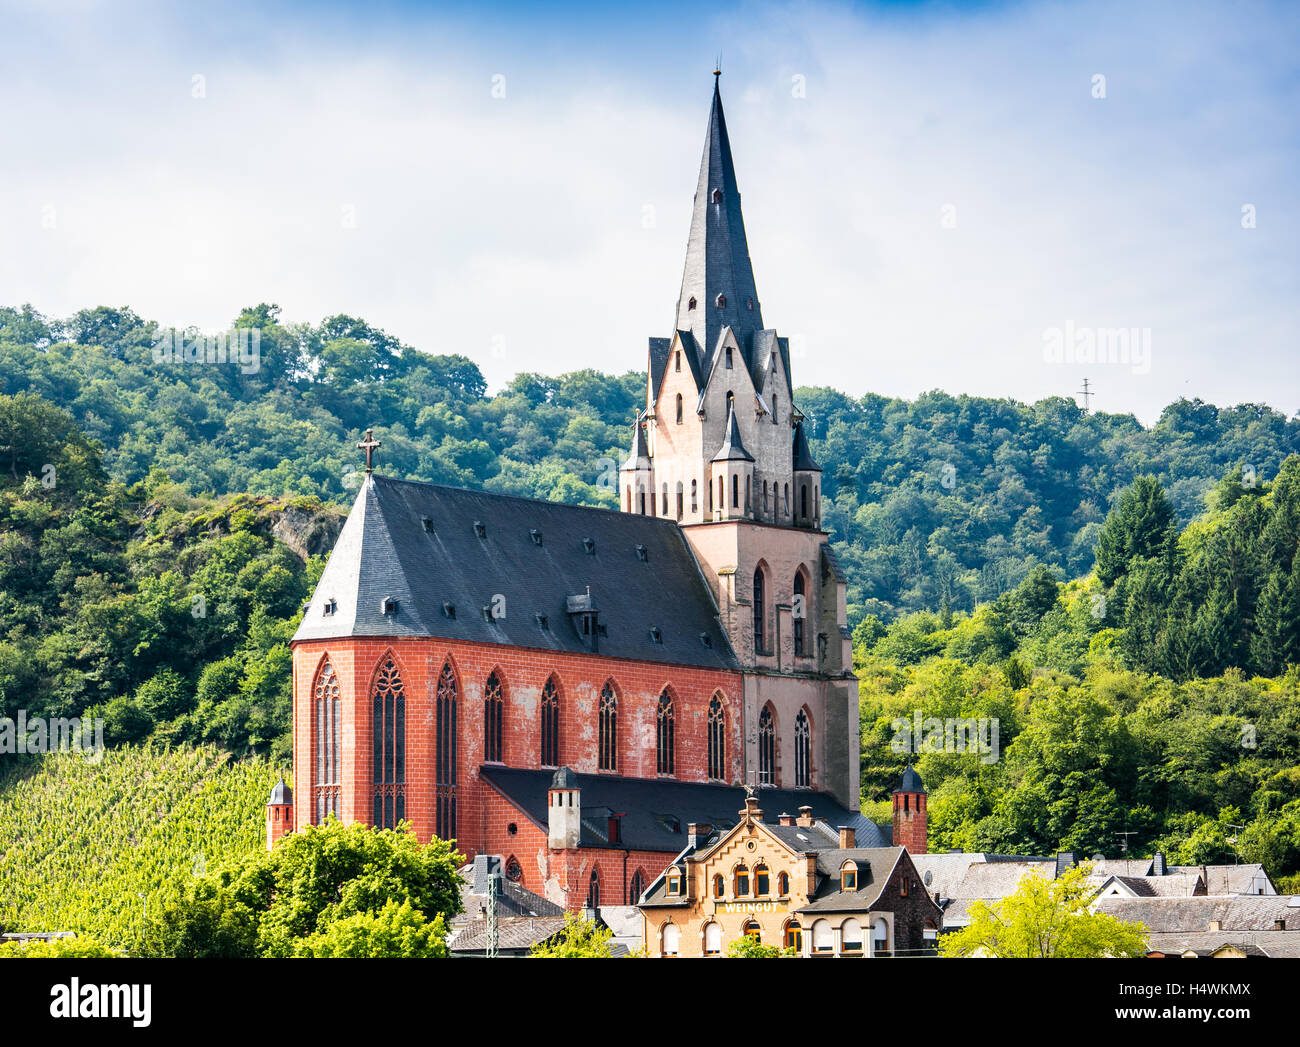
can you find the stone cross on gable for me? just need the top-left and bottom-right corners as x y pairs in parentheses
(358, 428), (381, 474)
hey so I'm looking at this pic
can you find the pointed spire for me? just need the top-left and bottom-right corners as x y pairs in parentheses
(792, 418), (821, 472)
(712, 403), (754, 463)
(677, 75), (763, 369)
(623, 413), (651, 470)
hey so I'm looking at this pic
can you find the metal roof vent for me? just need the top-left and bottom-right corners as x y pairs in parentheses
(473, 521), (487, 538)
(649, 626), (663, 644)
(442, 602), (456, 619)
(421, 517), (434, 533)
(380, 596), (398, 615)
(635, 544), (648, 562)
(530, 529), (543, 546)
(582, 537), (595, 555)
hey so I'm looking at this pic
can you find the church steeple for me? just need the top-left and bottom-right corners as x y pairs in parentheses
(676, 74), (763, 368)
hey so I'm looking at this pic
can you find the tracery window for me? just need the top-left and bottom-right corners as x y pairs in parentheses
(371, 656), (405, 829)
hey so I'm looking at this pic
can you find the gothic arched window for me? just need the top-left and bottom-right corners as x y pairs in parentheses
(586, 867), (600, 909)
(541, 677), (560, 767)
(436, 662), (458, 841)
(662, 483), (668, 516)
(598, 682), (617, 772)
(707, 694), (725, 781)
(630, 869), (647, 904)
(758, 705), (775, 787)
(691, 479), (698, 513)
(675, 393), (683, 424)
(732, 473), (739, 508)
(676, 481), (684, 521)
(794, 708), (811, 789)
(752, 566), (766, 653)
(313, 660), (341, 824)
(793, 571), (807, 657)
(371, 656), (405, 828)
(484, 671), (503, 763)
(656, 690), (675, 776)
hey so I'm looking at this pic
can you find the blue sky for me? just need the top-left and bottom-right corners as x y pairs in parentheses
(1, 0), (1296, 423)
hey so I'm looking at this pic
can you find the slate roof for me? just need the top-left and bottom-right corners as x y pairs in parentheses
(454, 872), (564, 927)
(1094, 895), (1300, 933)
(1097, 873), (1204, 898)
(893, 764), (925, 795)
(266, 778), (292, 805)
(292, 475), (738, 672)
(1171, 863), (1274, 896)
(480, 765), (887, 855)
(796, 847), (911, 914)
(448, 916), (568, 955)
(674, 76), (764, 377)
(1144, 930), (1300, 958)
(622, 413), (651, 469)
(712, 404), (754, 462)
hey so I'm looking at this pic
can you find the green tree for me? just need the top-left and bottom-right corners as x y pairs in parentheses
(938, 864), (1148, 957)
(529, 912), (615, 958)
(725, 934), (790, 958)
(294, 899), (449, 958)
(1094, 475), (1178, 588)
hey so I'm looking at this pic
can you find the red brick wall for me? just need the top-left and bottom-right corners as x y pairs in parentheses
(892, 792), (927, 855)
(289, 637), (743, 864)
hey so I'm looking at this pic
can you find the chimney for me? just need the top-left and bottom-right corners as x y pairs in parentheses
(796, 805), (814, 827)
(839, 826), (855, 849)
(778, 812), (795, 827)
(1152, 851), (1167, 877)
(740, 796), (764, 823)
(687, 822), (712, 848)
(804, 853), (818, 896)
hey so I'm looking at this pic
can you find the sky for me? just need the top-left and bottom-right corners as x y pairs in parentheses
(1, 0), (1296, 424)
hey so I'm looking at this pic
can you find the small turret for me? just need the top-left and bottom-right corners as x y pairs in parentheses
(891, 764), (927, 855)
(710, 403), (754, 521)
(266, 778), (293, 850)
(548, 766), (581, 850)
(792, 419), (822, 529)
(619, 414), (654, 515)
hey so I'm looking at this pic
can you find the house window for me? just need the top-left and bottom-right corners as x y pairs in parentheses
(586, 868), (600, 909)
(784, 920), (802, 952)
(841, 861), (857, 891)
(704, 921), (722, 956)
(900, 877), (909, 897)
(629, 869), (647, 904)
(777, 871), (790, 896)
(742, 920), (760, 941)
(540, 677), (560, 767)
(712, 874), (725, 899)
(758, 705), (775, 786)
(484, 671), (504, 763)
(754, 863), (770, 896)
(598, 682), (617, 772)
(794, 709), (811, 788)
(313, 660), (341, 824)
(662, 923), (680, 957)
(793, 572), (807, 657)
(841, 918), (863, 955)
(752, 567), (766, 653)
(707, 694), (725, 780)
(811, 919), (834, 955)
(371, 657), (405, 829)
(873, 920), (889, 954)
(734, 865), (750, 896)
(667, 869), (682, 896)
(435, 662), (457, 841)
(725, 347), (733, 368)
(656, 690), (675, 776)
(675, 393), (683, 424)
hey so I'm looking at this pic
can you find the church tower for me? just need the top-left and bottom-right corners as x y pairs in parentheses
(620, 73), (858, 809)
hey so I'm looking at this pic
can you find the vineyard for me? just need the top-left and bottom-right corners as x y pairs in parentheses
(0, 744), (284, 949)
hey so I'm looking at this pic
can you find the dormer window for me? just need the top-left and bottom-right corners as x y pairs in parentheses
(688, 297), (697, 311)
(667, 869), (682, 896)
(841, 861), (858, 891)
(322, 599), (337, 617)
(582, 537), (596, 555)
(746, 297), (754, 310)
(711, 188), (723, 203)
(715, 294), (726, 309)
(649, 626), (663, 644)
(529, 528), (543, 546)
(473, 521), (487, 538)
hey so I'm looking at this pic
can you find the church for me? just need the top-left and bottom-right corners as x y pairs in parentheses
(270, 74), (886, 911)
